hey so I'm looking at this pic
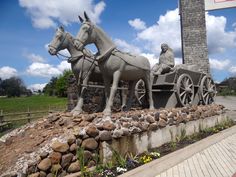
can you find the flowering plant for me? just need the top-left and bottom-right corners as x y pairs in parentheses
(139, 154), (153, 164)
(116, 167), (127, 173)
(150, 151), (161, 158)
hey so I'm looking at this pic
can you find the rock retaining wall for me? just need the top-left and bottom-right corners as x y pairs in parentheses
(100, 113), (229, 163)
(0, 104), (227, 176)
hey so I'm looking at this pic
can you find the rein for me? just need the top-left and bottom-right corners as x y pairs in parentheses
(80, 50), (97, 82)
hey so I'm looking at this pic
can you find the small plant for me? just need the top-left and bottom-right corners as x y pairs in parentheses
(126, 153), (139, 169)
(52, 167), (59, 177)
(126, 153), (139, 163)
(170, 140), (177, 150)
(77, 147), (86, 177)
(112, 149), (127, 168)
(180, 128), (186, 141)
(94, 151), (104, 174)
(105, 161), (114, 169)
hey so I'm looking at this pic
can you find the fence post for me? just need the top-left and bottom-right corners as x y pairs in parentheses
(27, 107), (31, 123)
(0, 110), (3, 123)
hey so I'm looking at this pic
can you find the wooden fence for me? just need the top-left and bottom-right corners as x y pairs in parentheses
(0, 106), (66, 131)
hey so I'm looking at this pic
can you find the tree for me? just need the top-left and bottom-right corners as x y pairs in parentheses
(43, 70), (73, 97)
(56, 70), (73, 97)
(0, 77), (28, 97)
(43, 77), (58, 96)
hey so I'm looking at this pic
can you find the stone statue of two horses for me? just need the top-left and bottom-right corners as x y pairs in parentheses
(48, 26), (127, 115)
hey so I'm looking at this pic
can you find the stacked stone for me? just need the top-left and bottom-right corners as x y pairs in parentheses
(66, 75), (139, 113)
(67, 75), (78, 112)
(24, 104), (225, 176)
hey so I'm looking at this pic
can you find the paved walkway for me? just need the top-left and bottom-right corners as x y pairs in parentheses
(156, 132), (236, 177)
(119, 124), (236, 177)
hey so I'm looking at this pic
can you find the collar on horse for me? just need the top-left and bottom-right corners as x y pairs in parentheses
(95, 45), (116, 63)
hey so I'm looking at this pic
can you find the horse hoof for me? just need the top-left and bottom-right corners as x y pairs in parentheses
(103, 109), (111, 116)
(71, 109), (82, 116)
(149, 106), (155, 110)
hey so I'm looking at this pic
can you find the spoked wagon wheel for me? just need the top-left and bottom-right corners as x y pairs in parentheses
(200, 75), (217, 105)
(176, 74), (194, 106)
(134, 79), (147, 107)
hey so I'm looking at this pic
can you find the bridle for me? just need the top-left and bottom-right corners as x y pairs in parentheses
(49, 28), (97, 83)
(48, 32), (70, 61)
(73, 22), (94, 49)
(49, 32), (68, 53)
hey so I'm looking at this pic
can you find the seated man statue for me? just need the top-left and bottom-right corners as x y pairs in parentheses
(152, 43), (175, 75)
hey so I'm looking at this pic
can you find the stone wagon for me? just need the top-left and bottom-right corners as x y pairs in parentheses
(135, 65), (217, 109)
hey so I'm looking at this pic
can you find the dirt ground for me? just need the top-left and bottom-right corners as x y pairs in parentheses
(0, 117), (65, 174)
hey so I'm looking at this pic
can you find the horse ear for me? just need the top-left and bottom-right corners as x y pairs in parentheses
(84, 11), (90, 22)
(78, 15), (84, 23)
(59, 26), (64, 31)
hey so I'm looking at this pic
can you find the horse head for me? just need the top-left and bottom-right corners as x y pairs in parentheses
(74, 12), (96, 51)
(48, 26), (69, 55)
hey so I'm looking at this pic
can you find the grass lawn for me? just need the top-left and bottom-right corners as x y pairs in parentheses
(0, 95), (67, 113)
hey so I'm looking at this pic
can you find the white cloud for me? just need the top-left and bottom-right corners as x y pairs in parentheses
(128, 18), (146, 30)
(25, 53), (46, 63)
(114, 38), (142, 54)
(0, 66), (18, 80)
(135, 9), (181, 56)
(28, 83), (47, 91)
(27, 62), (61, 77)
(57, 61), (71, 72)
(26, 61), (71, 78)
(229, 66), (236, 74)
(209, 58), (230, 70)
(19, 0), (106, 29)
(140, 53), (158, 68)
(128, 8), (236, 58)
(206, 13), (236, 54)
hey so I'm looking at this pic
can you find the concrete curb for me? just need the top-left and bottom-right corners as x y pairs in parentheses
(119, 115), (236, 177)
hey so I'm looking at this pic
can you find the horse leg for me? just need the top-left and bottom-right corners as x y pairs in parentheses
(103, 71), (121, 116)
(122, 81), (136, 111)
(143, 73), (154, 110)
(121, 88), (128, 111)
(71, 73), (90, 116)
(103, 76), (111, 110)
(96, 90), (106, 112)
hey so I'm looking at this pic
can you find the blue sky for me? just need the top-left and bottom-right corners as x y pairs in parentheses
(0, 0), (236, 91)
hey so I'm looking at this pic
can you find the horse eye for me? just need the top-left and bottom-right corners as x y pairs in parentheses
(56, 34), (62, 39)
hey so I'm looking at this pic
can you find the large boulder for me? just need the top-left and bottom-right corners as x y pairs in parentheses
(51, 141), (69, 153)
(81, 138), (98, 150)
(37, 158), (52, 171)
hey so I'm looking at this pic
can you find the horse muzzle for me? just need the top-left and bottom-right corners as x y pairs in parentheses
(48, 46), (57, 55)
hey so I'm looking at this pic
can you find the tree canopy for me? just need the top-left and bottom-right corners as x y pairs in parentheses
(43, 70), (73, 97)
(0, 77), (31, 97)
